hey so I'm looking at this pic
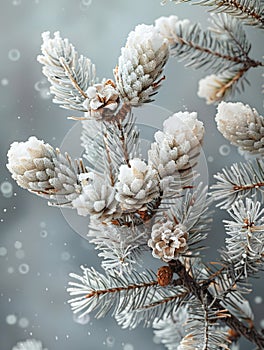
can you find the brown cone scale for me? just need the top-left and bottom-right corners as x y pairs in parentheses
(157, 265), (173, 286)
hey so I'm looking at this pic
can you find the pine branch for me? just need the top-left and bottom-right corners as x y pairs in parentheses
(169, 21), (255, 72)
(81, 119), (105, 174)
(169, 259), (264, 348)
(217, 66), (250, 98)
(115, 288), (189, 329)
(209, 14), (251, 56)
(211, 159), (264, 209)
(37, 31), (96, 112)
(167, 0), (264, 28)
(67, 267), (158, 319)
(87, 222), (148, 273)
(155, 14), (262, 81)
(68, 266), (188, 328)
(152, 306), (189, 350)
(221, 198), (264, 278)
(178, 298), (231, 349)
(81, 106), (139, 186)
(206, 263), (254, 323)
(102, 108), (140, 169)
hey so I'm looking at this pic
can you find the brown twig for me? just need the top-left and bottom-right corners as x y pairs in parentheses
(59, 57), (88, 99)
(218, 0), (264, 26)
(173, 33), (263, 68)
(233, 181), (264, 192)
(169, 259), (264, 349)
(85, 281), (158, 299)
(217, 65), (249, 97)
(102, 132), (116, 187)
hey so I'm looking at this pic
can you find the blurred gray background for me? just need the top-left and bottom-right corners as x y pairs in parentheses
(0, 1), (263, 349)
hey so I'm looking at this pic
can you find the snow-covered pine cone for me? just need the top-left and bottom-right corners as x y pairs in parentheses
(148, 111), (204, 181)
(148, 220), (189, 262)
(115, 158), (160, 211)
(72, 173), (118, 222)
(82, 79), (121, 119)
(6, 136), (84, 202)
(114, 24), (169, 106)
(216, 101), (264, 154)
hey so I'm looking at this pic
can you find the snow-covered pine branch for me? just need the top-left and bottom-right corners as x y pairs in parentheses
(154, 14), (263, 103)
(162, 0), (264, 28)
(37, 31), (96, 112)
(211, 159), (264, 209)
(6, 8), (264, 349)
(80, 119), (105, 174)
(87, 221), (148, 273)
(67, 266), (187, 325)
(221, 198), (264, 278)
(152, 306), (189, 350)
(155, 14), (253, 72)
(197, 68), (249, 104)
(209, 14), (251, 55)
(178, 299), (231, 350)
(215, 101), (264, 154)
(80, 106), (139, 186)
(101, 108), (140, 180)
(38, 24), (169, 118)
(206, 263), (254, 323)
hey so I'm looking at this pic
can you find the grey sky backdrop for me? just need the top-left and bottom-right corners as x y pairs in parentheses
(0, 1), (263, 349)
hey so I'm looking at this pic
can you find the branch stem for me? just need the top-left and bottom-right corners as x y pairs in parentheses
(59, 57), (88, 99)
(169, 259), (264, 349)
(102, 131), (116, 187)
(219, 0), (264, 26)
(85, 281), (157, 299)
(173, 35), (263, 69)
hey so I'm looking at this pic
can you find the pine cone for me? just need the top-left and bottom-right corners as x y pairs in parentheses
(148, 221), (189, 262)
(157, 265), (173, 286)
(72, 173), (118, 222)
(114, 24), (169, 106)
(148, 111), (204, 182)
(115, 158), (160, 211)
(83, 79), (120, 119)
(7, 136), (83, 202)
(216, 101), (264, 154)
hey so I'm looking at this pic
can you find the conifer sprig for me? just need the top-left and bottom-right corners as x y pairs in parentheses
(211, 160), (264, 209)
(37, 31), (96, 112)
(164, 0), (264, 28)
